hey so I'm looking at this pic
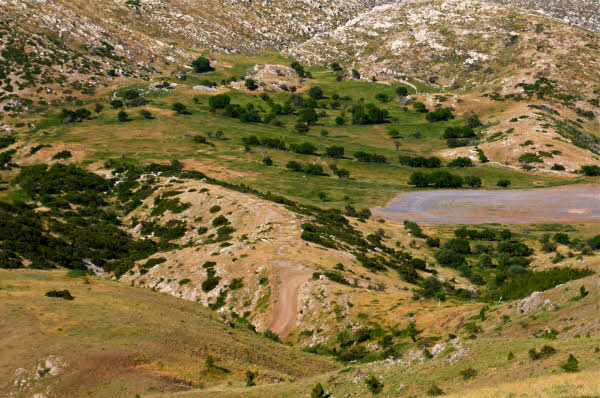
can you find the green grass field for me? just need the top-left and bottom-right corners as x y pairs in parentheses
(13, 54), (576, 209)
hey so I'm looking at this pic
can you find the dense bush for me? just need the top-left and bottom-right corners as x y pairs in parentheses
(350, 103), (388, 125)
(45, 289), (74, 300)
(354, 151), (387, 163)
(448, 157), (474, 167)
(489, 268), (593, 300)
(398, 155), (441, 168)
(581, 165), (600, 176)
(408, 171), (463, 188)
(426, 108), (454, 122)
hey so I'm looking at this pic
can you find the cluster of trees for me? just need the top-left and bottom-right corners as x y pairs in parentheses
(408, 170), (467, 188)
(443, 126), (477, 147)
(425, 107), (454, 122)
(1, 164), (159, 274)
(350, 103), (388, 125)
(354, 151), (387, 163)
(398, 155), (442, 168)
(286, 161), (326, 176)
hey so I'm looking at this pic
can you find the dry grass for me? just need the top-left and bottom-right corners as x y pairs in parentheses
(0, 269), (336, 398)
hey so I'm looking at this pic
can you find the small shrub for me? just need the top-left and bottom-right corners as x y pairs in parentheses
(426, 383), (444, 396)
(560, 354), (579, 372)
(245, 370), (258, 386)
(179, 278), (191, 286)
(212, 215), (229, 226)
(364, 374), (383, 394)
(52, 150), (72, 160)
(45, 289), (74, 300)
(209, 205), (221, 213)
(459, 367), (478, 380)
(264, 329), (281, 343)
(497, 179), (511, 187)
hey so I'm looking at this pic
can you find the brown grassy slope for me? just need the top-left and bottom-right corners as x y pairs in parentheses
(0, 269), (336, 398)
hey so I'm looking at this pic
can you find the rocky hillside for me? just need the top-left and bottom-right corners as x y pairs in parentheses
(492, 0), (600, 31)
(288, 0), (600, 102)
(1, 0), (388, 64)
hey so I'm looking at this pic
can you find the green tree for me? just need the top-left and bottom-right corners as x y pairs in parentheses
(172, 102), (187, 114)
(117, 110), (129, 122)
(191, 56), (213, 73)
(364, 374), (383, 394)
(405, 320), (421, 342)
(245, 370), (258, 386)
(245, 78), (258, 91)
(560, 354), (579, 372)
(309, 86), (324, 100)
(311, 383), (331, 398)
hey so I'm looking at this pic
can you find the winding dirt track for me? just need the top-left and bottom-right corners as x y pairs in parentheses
(373, 184), (600, 225)
(267, 260), (312, 336)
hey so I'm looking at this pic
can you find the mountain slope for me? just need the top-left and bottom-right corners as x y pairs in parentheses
(0, 269), (336, 398)
(492, 0), (600, 31)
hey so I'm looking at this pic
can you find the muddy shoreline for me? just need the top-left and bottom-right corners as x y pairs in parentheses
(373, 184), (600, 225)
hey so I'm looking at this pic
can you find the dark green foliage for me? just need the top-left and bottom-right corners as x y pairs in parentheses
(209, 205), (221, 213)
(191, 56), (213, 73)
(589, 234), (600, 250)
(311, 383), (331, 398)
(45, 289), (74, 300)
(581, 165), (600, 176)
(286, 161), (304, 172)
(408, 171), (463, 188)
(29, 144), (51, 155)
(413, 102), (428, 113)
(404, 220), (426, 238)
(179, 278), (191, 286)
(290, 142), (317, 154)
(117, 110), (129, 122)
(465, 176), (482, 187)
(398, 155), (441, 168)
(172, 102), (187, 114)
(459, 367), (478, 380)
(5, 164), (159, 275)
(350, 103), (388, 125)
(426, 383), (444, 396)
(325, 145), (345, 158)
(551, 163), (565, 171)
(202, 262), (221, 292)
(529, 345), (556, 360)
(140, 219), (187, 242)
(245, 78), (258, 91)
(52, 150), (72, 160)
(519, 152), (543, 164)
(364, 374), (383, 394)
(264, 329), (281, 343)
(354, 151), (386, 163)
(497, 179), (511, 187)
(212, 215), (229, 226)
(309, 86), (324, 100)
(490, 268), (593, 301)
(475, 148), (489, 163)
(208, 94), (230, 109)
(560, 354), (579, 372)
(150, 197), (191, 216)
(290, 61), (306, 77)
(416, 276), (445, 300)
(0, 135), (16, 149)
(298, 107), (318, 124)
(443, 126), (475, 139)
(448, 157), (474, 167)
(426, 108), (454, 122)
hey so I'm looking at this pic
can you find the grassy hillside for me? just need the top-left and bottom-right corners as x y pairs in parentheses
(0, 269), (336, 398)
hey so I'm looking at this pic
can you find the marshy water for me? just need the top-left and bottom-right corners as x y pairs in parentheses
(373, 184), (600, 225)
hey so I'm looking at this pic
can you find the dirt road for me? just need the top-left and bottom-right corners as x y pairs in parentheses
(373, 184), (600, 224)
(267, 260), (312, 336)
